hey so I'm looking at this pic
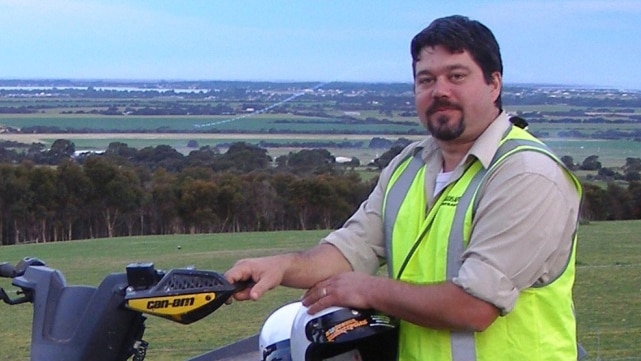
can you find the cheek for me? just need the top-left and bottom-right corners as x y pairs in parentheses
(414, 92), (431, 112)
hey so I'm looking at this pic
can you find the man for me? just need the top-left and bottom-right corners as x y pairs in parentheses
(226, 15), (582, 360)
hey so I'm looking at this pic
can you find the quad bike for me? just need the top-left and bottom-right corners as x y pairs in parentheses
(0, 257), (257, 361)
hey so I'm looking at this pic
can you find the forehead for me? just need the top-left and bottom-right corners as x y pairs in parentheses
(414, 45), (476, 73)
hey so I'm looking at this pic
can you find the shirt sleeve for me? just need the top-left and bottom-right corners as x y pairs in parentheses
(320, 142), (426, 275)
(320, 194), (386, 275)
(452, 151), (581, 315)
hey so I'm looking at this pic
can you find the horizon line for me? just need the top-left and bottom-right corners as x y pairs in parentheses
(0, 78), (638, 91)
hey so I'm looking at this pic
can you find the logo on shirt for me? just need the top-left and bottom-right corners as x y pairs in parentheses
(442, 195), (460, 207)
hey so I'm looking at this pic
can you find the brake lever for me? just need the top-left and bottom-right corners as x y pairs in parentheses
(14, 257), (46, 276)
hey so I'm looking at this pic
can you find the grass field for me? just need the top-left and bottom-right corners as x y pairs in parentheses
(0, 221), (640, 360)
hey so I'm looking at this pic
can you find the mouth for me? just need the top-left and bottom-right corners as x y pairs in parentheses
(435, 106), (455, 112)
(426, 100), (461, 116)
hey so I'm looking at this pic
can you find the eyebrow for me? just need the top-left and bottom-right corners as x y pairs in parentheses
(415, 63), (471, 77)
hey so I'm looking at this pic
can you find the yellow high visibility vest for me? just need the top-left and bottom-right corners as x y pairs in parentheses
(383, 126), (582, 361)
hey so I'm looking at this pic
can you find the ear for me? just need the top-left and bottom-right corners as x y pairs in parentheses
(490, 72), (502, 102)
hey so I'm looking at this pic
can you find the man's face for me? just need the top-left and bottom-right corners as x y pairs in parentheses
(413, 45), (501, 143)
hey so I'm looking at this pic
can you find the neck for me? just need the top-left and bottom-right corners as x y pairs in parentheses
(438, 140), (473, 172)
(438, 109), (502, 172)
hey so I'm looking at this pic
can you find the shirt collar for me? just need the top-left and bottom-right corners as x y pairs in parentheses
(417, 111), (511, 170)
(467, 111), (511, 169)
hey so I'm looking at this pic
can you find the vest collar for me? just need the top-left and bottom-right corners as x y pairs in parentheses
(461, 111), (511, 170)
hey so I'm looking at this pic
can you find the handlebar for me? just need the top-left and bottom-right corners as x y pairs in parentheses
(0, 257), (46, 279)
(0, 257), (247, 361)
(0, 262), (15, 278)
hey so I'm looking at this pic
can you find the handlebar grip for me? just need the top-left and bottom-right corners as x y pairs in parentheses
(232, 279), (255, 293)
(0, 262), (16, 278)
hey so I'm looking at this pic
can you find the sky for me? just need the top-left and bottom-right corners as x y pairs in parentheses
(1, 0), (640, 90)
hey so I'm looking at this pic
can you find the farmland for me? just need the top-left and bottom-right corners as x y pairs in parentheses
(1, 80), (641, 169)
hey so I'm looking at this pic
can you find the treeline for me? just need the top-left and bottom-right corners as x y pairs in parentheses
(0, 140), (640, 245)
(0, 142), (376, 245)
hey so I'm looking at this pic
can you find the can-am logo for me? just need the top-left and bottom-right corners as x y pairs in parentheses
(147, 297), (195, 309)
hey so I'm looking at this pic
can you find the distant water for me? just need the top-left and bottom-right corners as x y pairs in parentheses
(0, 86), (207, 93)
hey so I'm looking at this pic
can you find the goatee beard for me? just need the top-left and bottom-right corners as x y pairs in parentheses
(425, 99), (465, 141)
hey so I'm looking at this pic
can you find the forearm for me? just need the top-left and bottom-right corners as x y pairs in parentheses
(366, 278), (499, 332)
(303, 271), (499, 332)
(282, 243), (353, 288)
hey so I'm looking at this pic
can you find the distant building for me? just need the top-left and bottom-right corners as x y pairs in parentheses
(335, 156), (352, 163)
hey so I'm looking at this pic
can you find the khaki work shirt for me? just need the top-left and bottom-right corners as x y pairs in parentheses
(321, 112), (581, 314)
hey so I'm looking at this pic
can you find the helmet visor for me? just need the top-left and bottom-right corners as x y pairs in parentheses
(263, 339), (292, 361)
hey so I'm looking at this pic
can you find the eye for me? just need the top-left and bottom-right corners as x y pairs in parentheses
(449, 72), (466, 82)
(416, 76), (434, 86)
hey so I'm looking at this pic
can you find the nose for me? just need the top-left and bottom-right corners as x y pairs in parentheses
(432, 79), (450, 98)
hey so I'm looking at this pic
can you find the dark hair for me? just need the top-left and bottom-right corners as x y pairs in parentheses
(411, 15), (503, 108)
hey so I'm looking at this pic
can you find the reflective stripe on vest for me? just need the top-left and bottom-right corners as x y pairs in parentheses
(382, 128), (567, 361)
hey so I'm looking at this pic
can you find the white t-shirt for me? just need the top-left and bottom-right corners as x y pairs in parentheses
(434, 169), (454, 196)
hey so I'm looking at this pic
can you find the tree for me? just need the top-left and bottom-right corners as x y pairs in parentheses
(55, 160), (92, 241)
(148, 169), (181, 235)
(561, 155), (576, 170)
(6, 163), (33, 244)
(581, 183), (608, 221)
(240, 171), (280, 231)
(178, 178), (219, 234)
(105, 142), (138, 160)
(286, 149), (335, 174)
(604, 183), (630, 220)
(287, 178), (314, 230)
(623, 157), (641, 173)
(214, 142), (271, 172)
(628, 181), (641, 219)
(346, 157), (360, 170)
(372, 146), (404, 170)
(135, 145), (184, 171)
(214, 173), (246, 232)
(579, 155), (602, 171)
(187, 139), (199, 148)
(83, 156), (143, 237)
(47, 139), (76, 164)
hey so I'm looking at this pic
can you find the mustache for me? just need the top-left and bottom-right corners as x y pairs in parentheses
(425, 99), (462, 117)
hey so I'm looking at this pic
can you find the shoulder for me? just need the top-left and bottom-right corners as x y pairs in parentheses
(382, 138), (434, 172)
(497, 149), (568, 181)
(483, 150), (580, 205)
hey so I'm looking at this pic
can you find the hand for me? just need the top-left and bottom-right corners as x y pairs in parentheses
(301, 271), (382, 314)
(224, 255), (289, 301)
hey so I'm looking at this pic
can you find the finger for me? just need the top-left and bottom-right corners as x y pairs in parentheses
(223, 265), (246, 284)
(301, 284), (328, 308)
(232, 288), (253, 301)
(305, 294), (330, 315)
(247, 279), (272, 300)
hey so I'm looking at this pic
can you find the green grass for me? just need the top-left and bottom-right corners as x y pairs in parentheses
(574, 220), (641, 360)
(0, 231), (324, 361)
(1, 222), (640, 360)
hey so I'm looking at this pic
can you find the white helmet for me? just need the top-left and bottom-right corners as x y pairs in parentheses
(259, 301), (303, 361)
(290, 305), (398, 361)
